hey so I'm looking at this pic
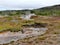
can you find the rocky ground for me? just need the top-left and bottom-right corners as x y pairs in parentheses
(0, 27), (48, 44)
(0, 16), (60, 45)
(5, 23), (60, 45)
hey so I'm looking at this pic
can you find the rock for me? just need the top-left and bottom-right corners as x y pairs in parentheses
(30, 16), (38, 19)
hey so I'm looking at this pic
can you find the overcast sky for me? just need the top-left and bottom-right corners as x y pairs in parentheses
(0, 0), (60, 10)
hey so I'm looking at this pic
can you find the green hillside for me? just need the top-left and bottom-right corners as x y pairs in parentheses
(32, 5), (60, 16)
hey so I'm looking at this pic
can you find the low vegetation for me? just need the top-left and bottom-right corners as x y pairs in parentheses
(0, 4), (60, 45)
(0, 5), (60, 16)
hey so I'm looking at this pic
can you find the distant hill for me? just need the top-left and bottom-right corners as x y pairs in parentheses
(32, 5), (60, 16)
(0, 4), (60, 16)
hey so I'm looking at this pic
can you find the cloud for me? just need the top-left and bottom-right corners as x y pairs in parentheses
(0, 0), (60, 10)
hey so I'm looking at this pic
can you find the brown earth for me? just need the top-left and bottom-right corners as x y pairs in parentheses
(0, 16), (60, 45)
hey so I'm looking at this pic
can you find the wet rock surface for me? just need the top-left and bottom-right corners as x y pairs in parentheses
(0, 27), (48, 44)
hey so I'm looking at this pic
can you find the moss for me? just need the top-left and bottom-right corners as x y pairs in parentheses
(38, 36), (47, 40)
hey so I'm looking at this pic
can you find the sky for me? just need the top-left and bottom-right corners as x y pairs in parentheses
(0, 0), (60, 10)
